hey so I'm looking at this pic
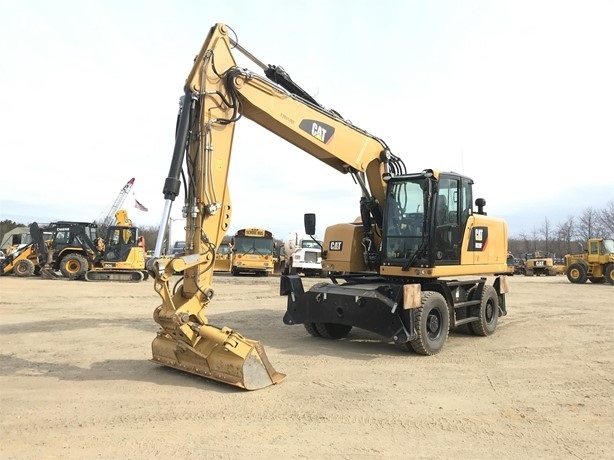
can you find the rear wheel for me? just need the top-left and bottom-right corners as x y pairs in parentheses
(60, 253), (88, 279)
(409, 291), (450, 356)
(566, 263), (587, 284)
(14, 259), (35, 277)
(314, 323), (352, 339)
(469, 285), (499, 336)
(589, 277), (605, 284)
(605, 264), (614, 285)
(303, 323), (321, 337)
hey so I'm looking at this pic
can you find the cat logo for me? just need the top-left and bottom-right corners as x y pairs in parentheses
(299, 119), (335, 144)
(468, 226), (488, 251)
(329, 241), (343, 251)
(475, 228), (483, 241)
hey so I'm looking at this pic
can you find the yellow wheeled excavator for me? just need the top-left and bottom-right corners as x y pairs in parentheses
(147, 23), (510, 391)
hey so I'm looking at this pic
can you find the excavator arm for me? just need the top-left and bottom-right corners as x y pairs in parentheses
(148, 23), (406, 390)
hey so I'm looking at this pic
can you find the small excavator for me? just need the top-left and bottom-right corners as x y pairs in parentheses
(146, 23), (509, 390)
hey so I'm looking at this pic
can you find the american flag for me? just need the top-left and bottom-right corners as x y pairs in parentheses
(134, 199), (148, 212)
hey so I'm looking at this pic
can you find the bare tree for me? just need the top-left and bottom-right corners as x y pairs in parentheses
(530, 226), (540, 252)
(539, 217), (552, 254)
(515, 231), (529, 255)
(577, 207), (600, 240)
(598, 200), (614, 238)
(555, 216), (575, 254)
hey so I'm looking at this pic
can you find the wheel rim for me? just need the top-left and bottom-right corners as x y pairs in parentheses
(570, 268), (579, 280)
(66, 261), (81, 274)
(427, 310), (442, 340)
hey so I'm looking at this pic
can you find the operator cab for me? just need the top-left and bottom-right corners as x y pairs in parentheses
(382, 170), (474, 268)
(103, 225), (140, 262)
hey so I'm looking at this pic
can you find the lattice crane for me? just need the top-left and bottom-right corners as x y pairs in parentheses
(98, 177), (135, 227)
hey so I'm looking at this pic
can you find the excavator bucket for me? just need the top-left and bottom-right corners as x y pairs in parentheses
(151, 324), (285, 390)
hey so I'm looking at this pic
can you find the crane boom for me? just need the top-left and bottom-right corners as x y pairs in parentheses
(98, 178), (135, 227)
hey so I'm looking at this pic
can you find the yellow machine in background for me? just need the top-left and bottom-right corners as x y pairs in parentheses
(33, 210), (147, 282)
(230, 228), (275, 276)
(517, 251), (557, 277)
(0, 242), (40, 277)
(565, 238), (614, 284)
(147, 23), (509, 390)
(213, 242), (233, 273)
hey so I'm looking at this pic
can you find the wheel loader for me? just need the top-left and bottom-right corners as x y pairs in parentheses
(565, 238), (614, 285)
(145, 23), (510, 391)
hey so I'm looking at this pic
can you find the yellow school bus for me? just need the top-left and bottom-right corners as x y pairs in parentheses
(230, 228), (275, 276)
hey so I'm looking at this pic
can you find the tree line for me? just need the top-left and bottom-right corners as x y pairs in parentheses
(508, 201), (614, 259)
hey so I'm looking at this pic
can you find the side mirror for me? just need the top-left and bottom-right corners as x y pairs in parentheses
(304, 213), (316, 236)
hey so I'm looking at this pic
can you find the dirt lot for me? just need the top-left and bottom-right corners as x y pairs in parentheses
(0, 273), (612, 459)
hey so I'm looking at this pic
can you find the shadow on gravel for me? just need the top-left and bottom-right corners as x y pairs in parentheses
(0, 317), (158, 335)
(0, 353), (239, 393)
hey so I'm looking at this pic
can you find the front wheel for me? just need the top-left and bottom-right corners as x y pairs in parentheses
(14, 259), (35, 277)
(605, 264), (614, 285)
(566, 263), (588, 284)
(409, 291), (450, 356)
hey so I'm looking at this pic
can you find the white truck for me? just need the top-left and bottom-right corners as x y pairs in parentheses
(282, 232), (324, 277)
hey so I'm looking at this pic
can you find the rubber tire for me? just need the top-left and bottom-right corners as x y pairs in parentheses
(566, 263), (588, 284)
(314, 323), (352, 339)
(469, 285), (499, 336)
(605, 264), (614, 285)
(14, 259), (35, 277)
(409, 291), (450, 356)
(304, 323), (321, 337)
(60, 253), (88, 279)
(588, 277), (606, 284)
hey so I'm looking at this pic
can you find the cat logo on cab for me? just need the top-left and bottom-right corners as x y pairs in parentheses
(329, 241), (343, 251)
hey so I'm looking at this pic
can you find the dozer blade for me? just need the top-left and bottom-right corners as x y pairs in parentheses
(151, 326), (285, 390)
(39, 268), (61, 279)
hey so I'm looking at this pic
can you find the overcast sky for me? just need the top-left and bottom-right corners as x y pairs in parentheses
(1, 0), (613, 239)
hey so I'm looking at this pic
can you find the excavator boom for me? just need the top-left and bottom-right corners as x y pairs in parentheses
(149, 23), (409, 389)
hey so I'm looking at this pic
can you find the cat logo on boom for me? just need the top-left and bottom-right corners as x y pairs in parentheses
(299, 119), (335, 144)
